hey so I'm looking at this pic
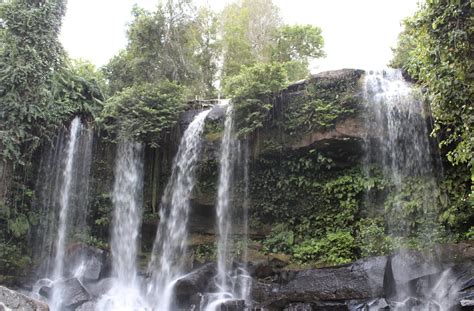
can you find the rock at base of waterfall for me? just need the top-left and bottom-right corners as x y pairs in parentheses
(174, 263), (216, 306)
(283, 302), (313, 311)
(65, 244), (108, 281)
(52, 278), (91, 309)
(75, 300), (97, 311)
(0, 286), (49, 311)
(272, 256), (386, 305)
(218, 299), (245, 311)
(83, 277), (114, 299)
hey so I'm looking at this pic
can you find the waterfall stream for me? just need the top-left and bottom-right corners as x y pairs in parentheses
(203, 101), (251, 311)
(363, 69), (446, 306)
(97, 142), (145, 311)
(146, 109), (210, 310)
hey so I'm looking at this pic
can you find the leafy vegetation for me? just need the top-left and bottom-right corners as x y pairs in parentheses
(100, 81), (186, 146)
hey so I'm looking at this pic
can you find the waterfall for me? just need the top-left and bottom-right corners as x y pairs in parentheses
(203, 101), (251, 310)
(146, 109), (210, 310)
(97, 142), (146, 311)
(238, 140), (251, 303)
(363, 69), (438, 235)
(215, 102), (236, 299)
(363, 69), (444, 304)
(48, 117), (88, 310)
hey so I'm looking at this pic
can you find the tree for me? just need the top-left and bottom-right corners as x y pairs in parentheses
(0, 0), (67, 161)
(104, 1), (220, 98)
(271, 24), (325, 81)
(220, 0), (282, 80)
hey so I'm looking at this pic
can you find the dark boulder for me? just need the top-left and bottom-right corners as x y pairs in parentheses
(0, 286), (49, 311)
(217, 299), (245, 311)
(83, 277), (114, 299)
(51, 277), (91, 309)
(261, 256), (387, 308)
(174, 263), (216, 305)
(65, 244), (108, 281)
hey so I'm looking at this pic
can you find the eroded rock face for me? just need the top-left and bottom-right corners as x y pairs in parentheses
(0, 286), (49, 311)
(174, 263), (216, 307)
(260, 256), (387, 308)
(51, 278), (91, 309)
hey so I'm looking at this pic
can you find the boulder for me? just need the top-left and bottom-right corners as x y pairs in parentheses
(83, 277), (114, 299)
(174, 263), (216, 306)
(217, 299), (245, 311)
(51, 277), (91, 309)
(0, 286), (49, 311)
(65, 244), (107, 281)
(261, 256), (387, 308)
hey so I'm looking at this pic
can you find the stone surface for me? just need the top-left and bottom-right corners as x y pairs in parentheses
(217, 299), (245, 311)
(174, 263), (216, 305)
(52, 277), (90, 309)
(65, 244), (107, 281)
(0, 286), (49, 311)
(83, 277), (114, 299)
(258, 256), (387, 308)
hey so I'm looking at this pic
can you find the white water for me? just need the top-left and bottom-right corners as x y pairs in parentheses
(203, 101), (251, 310)
(215, 101), (236, 300)
(146, 109), (210, 310)
(97, 142), (146, 311)
(363, 69), (445, 307)
(50, 117), (82, 310)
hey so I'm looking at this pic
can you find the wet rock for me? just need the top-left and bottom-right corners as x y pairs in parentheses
(75, 300), (97, 311)
(390, 249), (443, 285)
(52, 278), (91, 309)
(83, 277), (114, 298)
(218, 299), (245, 311)
(174, 263), (216, 304)
(0, 286), (49, 311)
(283, 302), (313, 311)
(65, 244), (107, 281)
(348, 298), (389, 310)
(262, 256), (387, 308)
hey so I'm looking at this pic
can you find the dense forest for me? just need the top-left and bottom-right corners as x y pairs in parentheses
(0, 0), (472, 295)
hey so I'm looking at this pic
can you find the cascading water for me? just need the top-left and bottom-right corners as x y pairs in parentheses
(203, 101), (251, 311)
(97, 142), (146, 311)
(363, 69), (448, 306)
(146, 109), (210, 311)
(49, 117), (82, 310)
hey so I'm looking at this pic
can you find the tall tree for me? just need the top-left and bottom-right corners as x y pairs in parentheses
(271, 24), (325, 81)
(0, 0), (67, 161)
(220, 0), (282, 80)
(104, 0), (220, 98)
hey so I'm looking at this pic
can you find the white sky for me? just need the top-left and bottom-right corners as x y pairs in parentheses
(60, 0), (420, 71)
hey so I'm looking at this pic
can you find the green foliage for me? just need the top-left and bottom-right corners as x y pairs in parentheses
(356, 218), (395, 257)
(224, 63), (288, 136)
(104, 1), (220, 98)
(272, 24), (325, 81)
(282, 73), (362, 137)
(100, 81), (186, 146)
(0, 242), (31, 275)
(262, 223), (294, 253)
(0, 0), (67, 162)
(220, 0), (282, 80)
(391, 0), (473, 196)
(194, 242), (217, 262)
(293, 231), (355, 265)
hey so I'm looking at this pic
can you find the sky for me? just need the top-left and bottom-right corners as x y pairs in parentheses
(59, 0), (420, 72)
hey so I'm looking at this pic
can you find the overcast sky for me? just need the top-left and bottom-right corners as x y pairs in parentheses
(59, 0), (420, 72)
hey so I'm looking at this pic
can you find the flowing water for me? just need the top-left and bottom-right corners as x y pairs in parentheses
(96, 142), (146, 311)
(202, 101), (251, 310)
(146, 109), (210, 310)
(363, 69), (445, 306)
